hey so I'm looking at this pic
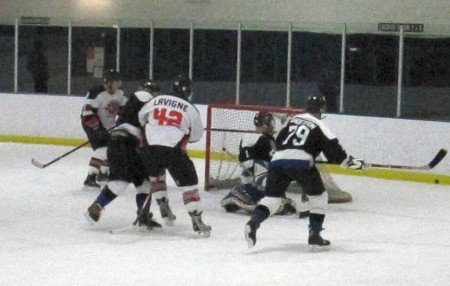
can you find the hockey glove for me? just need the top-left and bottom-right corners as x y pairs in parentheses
(340, 156), (365, 170)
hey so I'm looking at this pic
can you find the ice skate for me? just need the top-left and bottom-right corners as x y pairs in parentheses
(85, 202), (102, 224)
(83, 174), (101, 190)
(308, 228), (330, 251)
(189, 210), (211, 237)
(137, 211), (162, 230)
(298, 210), (310, 219)
(244, 219), (260, 248)
(96, 172), (109, 185)
(156, 197), (176, 226)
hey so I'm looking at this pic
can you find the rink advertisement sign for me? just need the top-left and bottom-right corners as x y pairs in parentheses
(378, 23), (424, 33)
(20, 17), (50, 25)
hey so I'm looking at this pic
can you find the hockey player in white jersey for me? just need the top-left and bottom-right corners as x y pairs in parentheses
(80, 69), (128, 189)
(138, 74), (211, 236)
(244, 94), (364, 250)
(85, 80), (164, 229)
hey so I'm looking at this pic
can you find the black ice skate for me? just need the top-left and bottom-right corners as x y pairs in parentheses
(83, 174), (101, 190)
(96, 172), (109, 185)
(189, 210), (211, 237)
(244, 220), (260, 249)
(308, 229), (331, 251)
(156, 197), (176, 226)
(85, 202), (102, 224)
(298, 210), (310, 219)
(137, 211), (162, 229)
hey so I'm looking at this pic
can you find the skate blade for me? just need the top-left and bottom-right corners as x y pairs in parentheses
(310, 244), (331, 252)
(163, 217), (175, 226)
(197, 230), (211, 238)
(244, 225), (255, 249)
(82, 185), (101, 191)
(110, 224), (163, 234)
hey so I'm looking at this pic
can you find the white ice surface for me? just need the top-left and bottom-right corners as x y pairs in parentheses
(1, 143), (450, 286)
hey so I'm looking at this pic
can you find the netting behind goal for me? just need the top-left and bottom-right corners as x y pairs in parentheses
(204, 104), (352, 203)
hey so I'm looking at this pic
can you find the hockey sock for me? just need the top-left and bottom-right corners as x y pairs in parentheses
(136, 193), (150, 212)
(251, 205), (270, 224)
(309, 213), (325, 233)
(95, 186), (118, 207)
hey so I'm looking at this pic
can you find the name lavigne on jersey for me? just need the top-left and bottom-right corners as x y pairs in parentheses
(153, 97), (189, 111)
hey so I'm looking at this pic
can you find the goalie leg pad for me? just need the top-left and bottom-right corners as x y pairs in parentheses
(220, 185), (256, 213)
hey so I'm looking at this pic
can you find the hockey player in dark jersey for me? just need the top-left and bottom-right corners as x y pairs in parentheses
(80, 69), (128, 190)
(244, 94), (364, 250)
(138, 74), (211, 237)
(220, 111), (297, 215)
(85, 80), (164, 229)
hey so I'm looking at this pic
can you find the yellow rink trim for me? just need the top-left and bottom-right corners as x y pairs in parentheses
(2, 135), (450, 186)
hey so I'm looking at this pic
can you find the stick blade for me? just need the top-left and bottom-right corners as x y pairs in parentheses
(427, 148), (447, 169)
(31, 158), (46, 168)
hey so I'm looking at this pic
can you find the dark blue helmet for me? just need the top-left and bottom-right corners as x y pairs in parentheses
(103, 69), (121, 83)
(306, 94), (326, 113)
(140, 80), (161, 95)
(172, 74), (193, 99)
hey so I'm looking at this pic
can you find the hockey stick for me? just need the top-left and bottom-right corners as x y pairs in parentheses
(365, 148), (447, 170)
(110, 191), (162, 234)
(317, 148), (447, 171)
(31, 127), (117, 169)
(222, 147), (251, 176)
(31, 140), (91, 168)
(110, 198), (148, 234)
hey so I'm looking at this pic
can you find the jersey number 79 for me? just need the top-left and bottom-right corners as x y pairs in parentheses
(281, 125), (310, 146)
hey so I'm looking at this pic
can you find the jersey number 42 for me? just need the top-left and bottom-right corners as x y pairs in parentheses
(153, 108), (183, 127)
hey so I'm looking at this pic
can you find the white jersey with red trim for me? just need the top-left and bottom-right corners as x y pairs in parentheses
(82, 86), (128, 130)
(138, 94), (203, 148)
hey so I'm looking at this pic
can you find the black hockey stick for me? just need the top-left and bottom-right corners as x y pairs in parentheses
(31, 140), (91, 168)
(318, 148), (447, 171)
(364, 148), (447, 170)
(222, 147), (251, 176)
(110, 192), (161, 234)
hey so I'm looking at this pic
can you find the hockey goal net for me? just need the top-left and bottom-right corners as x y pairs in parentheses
(204, 104), (351, 203)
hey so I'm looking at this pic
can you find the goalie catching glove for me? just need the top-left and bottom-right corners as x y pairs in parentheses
(340, 156), (365, 170)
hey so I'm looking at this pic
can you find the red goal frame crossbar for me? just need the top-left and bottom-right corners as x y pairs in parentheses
(204, 104), (305, 190)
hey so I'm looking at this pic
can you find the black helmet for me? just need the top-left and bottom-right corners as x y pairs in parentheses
(254, 110), (273, 128)
(306, 94), (326, 113)
(172, 74), (193, 99)
(140, 80), (161, 95)
(254, 110), (275, 135)
(103, 69), (121, 83)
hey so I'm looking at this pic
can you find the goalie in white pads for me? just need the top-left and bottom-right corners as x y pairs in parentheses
(244, 94), (364, 250)
(138, 75), (211, 237)
(85, 80), (164, 229)
(220, 111), (298, 216)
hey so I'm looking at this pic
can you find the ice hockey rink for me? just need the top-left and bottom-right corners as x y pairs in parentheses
(1, 142), (450, 286)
